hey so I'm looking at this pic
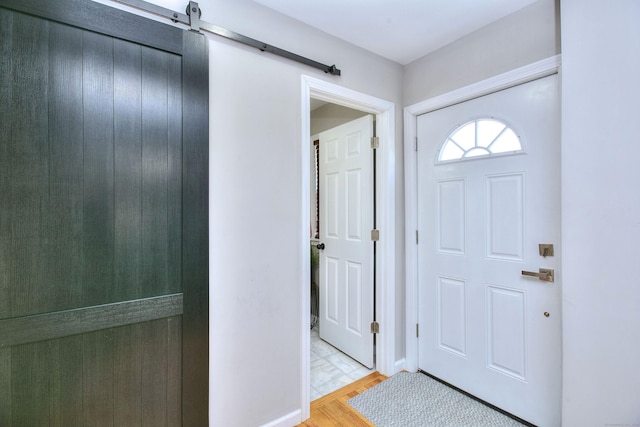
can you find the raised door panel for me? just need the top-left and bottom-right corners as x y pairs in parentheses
(346, 261), (363, 334)
(324, 172), (340, 239)
(346, 170), (363, 241)
(486, 286), (527, 381)
(437, 179), (466, 255)
(486, 174), (525, 262)
(437, 276), (467, 357)
(324, 256), (340, 324)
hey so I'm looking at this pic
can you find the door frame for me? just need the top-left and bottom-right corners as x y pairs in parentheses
(403, 55), (561, 372)
(300, 76), (396, 419)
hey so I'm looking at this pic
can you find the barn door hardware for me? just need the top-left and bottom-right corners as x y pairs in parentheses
(112, 0), (342, 75)
(185, 1), (201, 32)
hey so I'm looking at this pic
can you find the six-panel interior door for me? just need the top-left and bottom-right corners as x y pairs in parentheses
(416, 75), (561, 426)
(318, 115), (374, 368)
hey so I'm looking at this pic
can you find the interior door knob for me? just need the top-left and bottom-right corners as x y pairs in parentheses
(316, 243), (325, 250)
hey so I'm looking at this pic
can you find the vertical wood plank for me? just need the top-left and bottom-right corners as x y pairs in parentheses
(11, 342), (50, 426)
(49, 336), (83, 426)
(10, 345), (30, 426)
(83, 330), (115, 427)
(114, 39), (143, 302)
(8, 12), (49, 240)
(141, 319), (168, 427)
(48, 20), (85, 312)
(181, 29), (210, 426)
(0, 7), (12, 236)
(83, 31), (115, 306)
(0, 238), (9, 321)
(167, 53), (183, 295)
(0, 9), (13, 322)
(0, 348), (11, 427)
(167, 316), (183, 426)
(9, 12), (50, 318)
(114, 324), (143, 426)
(141, 47), (169, 297)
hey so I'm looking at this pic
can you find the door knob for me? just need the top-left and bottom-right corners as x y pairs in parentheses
(316, 243), (325, 250)
(521, 268), (554, 282)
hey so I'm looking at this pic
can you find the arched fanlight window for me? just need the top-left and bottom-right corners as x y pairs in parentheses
(438, 118), (523, 163)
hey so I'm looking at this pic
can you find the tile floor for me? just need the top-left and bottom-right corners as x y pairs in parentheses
(310, 326), (376, 401)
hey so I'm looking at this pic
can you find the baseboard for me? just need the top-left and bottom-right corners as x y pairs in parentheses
(394, 357), (406, 373)
(258, 409), (302, 427)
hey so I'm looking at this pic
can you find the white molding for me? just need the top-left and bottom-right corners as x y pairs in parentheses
(300, 75), (396, 421)
(259, 409), (302, 427)
(300, 79), (312, 422)
(406, 55), (562, 116)
(403, 55), (561, 373)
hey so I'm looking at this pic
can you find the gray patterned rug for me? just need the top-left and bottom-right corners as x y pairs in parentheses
(347, 372), (526, 427)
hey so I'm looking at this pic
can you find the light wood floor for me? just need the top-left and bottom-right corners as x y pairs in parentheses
(297, 372), (388, 427)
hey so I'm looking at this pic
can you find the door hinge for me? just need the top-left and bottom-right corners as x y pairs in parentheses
(416, 230), (419, 245)
(371, 229), (380, 241)
(414, 136), (418, 151)
(371, 321), (380, 334)
(371, 136), (380, 149)
(416, 323), (419, 338)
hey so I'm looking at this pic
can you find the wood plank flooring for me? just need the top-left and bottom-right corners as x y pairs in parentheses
(297, 372), (387, 427)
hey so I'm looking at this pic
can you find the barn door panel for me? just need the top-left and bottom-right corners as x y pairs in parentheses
(0, 0), (208, 424)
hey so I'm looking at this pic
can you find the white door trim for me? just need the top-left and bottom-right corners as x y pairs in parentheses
(403, 55), (561, 373)
(301, 75), (396, 420)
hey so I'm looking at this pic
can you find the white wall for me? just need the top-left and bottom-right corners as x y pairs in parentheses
(561, 1), (640, 425)
(203, 2), (404, 426)
(310, 103), (368, 136)
(404, 0), (559, 105)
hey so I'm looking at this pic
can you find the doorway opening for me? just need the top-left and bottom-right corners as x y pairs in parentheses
(300, 75), (396, 420)
(309, 104), (376, 399)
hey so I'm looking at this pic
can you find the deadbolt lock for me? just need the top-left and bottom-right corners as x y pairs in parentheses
(539, 244), (554, 257)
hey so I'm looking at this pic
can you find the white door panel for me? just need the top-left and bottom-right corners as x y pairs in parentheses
(417, 75), (561, 426)
(319, 115), (374, 368)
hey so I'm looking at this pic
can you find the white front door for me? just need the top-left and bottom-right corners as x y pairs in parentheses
(318, 114), (374, 368)
(417, 75), (561, 426)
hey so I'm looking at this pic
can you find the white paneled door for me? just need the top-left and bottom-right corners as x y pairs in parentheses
(318, 115), (374, 369)
(417, 75), (561, 426)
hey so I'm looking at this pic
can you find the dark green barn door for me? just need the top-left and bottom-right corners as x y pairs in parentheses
(0, 0), (208, 425)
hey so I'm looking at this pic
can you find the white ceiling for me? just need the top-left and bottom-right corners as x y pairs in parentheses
(252, 0), (539, 65)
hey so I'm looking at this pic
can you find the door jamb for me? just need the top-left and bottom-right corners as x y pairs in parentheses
(403, 55), (561, 372)
(301, 75), (396, 420)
